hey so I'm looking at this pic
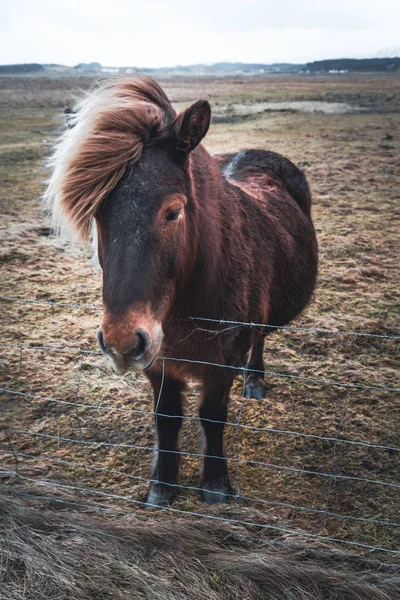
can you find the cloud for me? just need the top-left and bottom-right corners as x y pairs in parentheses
(1, 0), (399, 66)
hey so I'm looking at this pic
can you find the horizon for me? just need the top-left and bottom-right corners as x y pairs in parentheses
(2, 55), (400, 70)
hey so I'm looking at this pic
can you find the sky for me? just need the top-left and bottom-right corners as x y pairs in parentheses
(1, 0), (399, 67)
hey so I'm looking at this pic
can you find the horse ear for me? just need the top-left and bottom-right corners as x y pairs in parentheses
(171, 100), (211, 153)
(64, 106), (76, 129)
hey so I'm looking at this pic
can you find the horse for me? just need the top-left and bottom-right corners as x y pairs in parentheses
(45, 76), (318, 507)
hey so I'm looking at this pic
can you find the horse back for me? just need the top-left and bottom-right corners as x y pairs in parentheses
(218, 149), (312, 216)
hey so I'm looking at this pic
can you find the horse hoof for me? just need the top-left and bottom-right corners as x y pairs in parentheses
(244, 380), (265, 399)
(145, 484), (175, 509)
(201, 485), (231, 504)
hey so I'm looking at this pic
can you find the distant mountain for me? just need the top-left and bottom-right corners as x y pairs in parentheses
(0, 63), (44, 74)
(0, 61), (304, 76)
(1, 57), (399, 76)
(139, 62), (303, 74)
(305, 58), (400, 73)
(74, 62), (103, 71)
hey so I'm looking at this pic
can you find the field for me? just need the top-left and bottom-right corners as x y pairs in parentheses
(0, 73), (399, 556)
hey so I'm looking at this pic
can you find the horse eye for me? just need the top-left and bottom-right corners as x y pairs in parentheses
(165, 210), (181, 223)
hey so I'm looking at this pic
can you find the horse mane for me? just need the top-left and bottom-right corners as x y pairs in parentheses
(44, 76), (176, 241)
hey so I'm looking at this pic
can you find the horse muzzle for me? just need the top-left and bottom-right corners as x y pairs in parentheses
(97, 320), (163, 374)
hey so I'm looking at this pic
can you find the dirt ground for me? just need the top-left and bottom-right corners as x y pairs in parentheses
(0, 74), (399, 557)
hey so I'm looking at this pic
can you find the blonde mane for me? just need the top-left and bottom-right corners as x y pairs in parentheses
(44, 76), (176, 241)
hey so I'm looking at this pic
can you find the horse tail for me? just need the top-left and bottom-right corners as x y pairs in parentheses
(276, 157), (312, 217)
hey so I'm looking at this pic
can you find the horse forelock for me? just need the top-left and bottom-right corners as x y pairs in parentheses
(44, 76), (176, 242)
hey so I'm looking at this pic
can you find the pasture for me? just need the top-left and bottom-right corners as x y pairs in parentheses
(0, 74), (399, 556)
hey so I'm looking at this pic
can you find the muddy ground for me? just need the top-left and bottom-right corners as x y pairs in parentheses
(0, 74), (399, 556)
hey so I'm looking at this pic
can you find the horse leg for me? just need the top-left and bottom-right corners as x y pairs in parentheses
(199, 369), (234, 504)
(244, 335), (265, 399)
(146, 372), (184, 508)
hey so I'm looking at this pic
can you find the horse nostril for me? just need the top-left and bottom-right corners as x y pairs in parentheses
(134, 329), (149, 361)
(97, 328), (108, 355)
(97, 327), (150, 362)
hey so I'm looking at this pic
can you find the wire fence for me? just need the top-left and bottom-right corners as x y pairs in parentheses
(1, 295), (399, 560)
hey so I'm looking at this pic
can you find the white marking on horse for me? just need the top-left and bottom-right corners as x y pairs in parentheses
(223, 150), (247, 180)
(91, 221), (101, 270)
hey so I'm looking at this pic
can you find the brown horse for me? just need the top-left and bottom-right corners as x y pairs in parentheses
(46, 76), (318, 507)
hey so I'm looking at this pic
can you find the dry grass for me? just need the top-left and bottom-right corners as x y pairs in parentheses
(2, 486), (399, 600)
(0, 74), (399, 556)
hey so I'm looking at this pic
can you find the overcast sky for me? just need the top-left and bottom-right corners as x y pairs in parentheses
(1, 0), (399, 67)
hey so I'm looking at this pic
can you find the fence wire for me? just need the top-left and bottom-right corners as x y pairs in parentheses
(1, 294), (399, 559)
(1, 295), (399, 340)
